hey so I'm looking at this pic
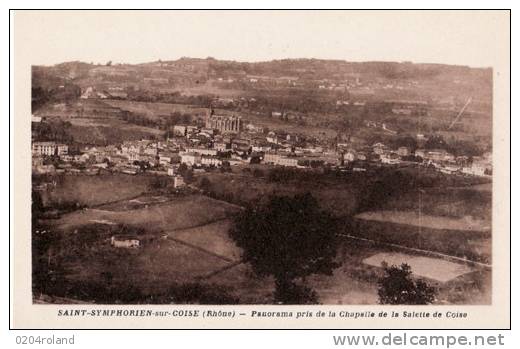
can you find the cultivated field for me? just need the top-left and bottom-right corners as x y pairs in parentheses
(363, 252), (474, 283)
(35, 172), (492, 305)
(198, 171), (360, 217)
(38, 173), (157, 207)
(356, 211), (490, 232)
(381, 186), (492, 222)
(348, 218), (491, 264)
(167, 219), (242, 262)
(103, 99), (208, 119)
(50, 194), (241, 233)
(67, 117), (164, 145)
(37, 189), (245, 303)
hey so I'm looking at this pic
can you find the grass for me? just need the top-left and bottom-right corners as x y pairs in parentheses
(46, 229), (234, 302)
(50, 194), (241, 234)
(199, 172), (360, 217)
(362, 252), (474, 283)
(35, 100), (165, 145)
(67, 118), (163, 145)
(356, 211), (490, 232)
(381, 187), (492, 221)
(203, 262), (276, 304)
(35, 171), (491, 304)
(39, 173), (157, 207)
(106, 98), (338, 139)
(168, 219), (242, 262)
(348, 218), (491, 264)
(103, 99), (208, 119)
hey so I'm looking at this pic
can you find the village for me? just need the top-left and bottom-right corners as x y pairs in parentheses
(29, 56), (495, 307)
(31, 110), (492, 182)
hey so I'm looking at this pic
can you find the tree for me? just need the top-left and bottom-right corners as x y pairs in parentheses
(252, 168), (264, 178)
(392, 136), (418, 152)
(230, 193), (340, 304)
(178, 163), (188, 176)
(183, 169), (194, 183)
(357, 170), (415, 212)
(377, 263), (436, 305)
(32, 190), (44, 225)
(198, 177), (212, 192)
(150, 176), (168, 190)
(425, 135), (447, 149)
(220, 161), (231, 173)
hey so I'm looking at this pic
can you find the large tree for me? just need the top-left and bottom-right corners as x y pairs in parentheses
(230, 193), (340, 304)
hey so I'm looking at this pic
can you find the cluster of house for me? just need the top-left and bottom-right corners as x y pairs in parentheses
(31, 112), (492, 180)
(261, 141), (491, 177)
(80, 86), (128, 100)
(369, 143), (492, 176)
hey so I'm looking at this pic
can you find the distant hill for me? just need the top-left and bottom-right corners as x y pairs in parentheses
(32, 57), (493, 121)
(34, 57), (492, 82)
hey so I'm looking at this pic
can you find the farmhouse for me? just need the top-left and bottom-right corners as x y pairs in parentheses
(381, 152), (401, 164)
(213, 142), (230, 152)
(263, 153), (299, 167)
(343, 150), (357, 162)
(201, 156), (222, 167)
(185, 147), (218, 156)
(397, 147), (411, 156)
(159, 152), (179, 165)
(372, 143), (387, 155)
(110, 235), (140, 248)
(174, 175), (185, 188)
(180, 152), (201, 166)
(392, 108), (412, 115)
(173, 125), (187, 137)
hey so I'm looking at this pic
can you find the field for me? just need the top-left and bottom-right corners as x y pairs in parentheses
(363, 252), (474, 283)
(49, 194), (241, 234)
(103, 99), (208, 120)
(67, 117), (163, 145)
(349, 218), (491, 264)
(34, 100), (165, 145)
(356, 211), (490, 232)
(350, 179), (492, 264)
(106, 99), (339, 139)
(197, 171), (360, 217)
(381, 186), (492, 221)
(36, 190), (245, 303)
(35, 172), (491, 304)
(37, 173), (158, 207)
(174, 80), (245, 97)
(168, 219), (242, 262)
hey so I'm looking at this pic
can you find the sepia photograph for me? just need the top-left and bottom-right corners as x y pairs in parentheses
(11, 9), (510, 329)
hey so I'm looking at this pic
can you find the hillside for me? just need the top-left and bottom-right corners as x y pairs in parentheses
(31, 57), (493, 149)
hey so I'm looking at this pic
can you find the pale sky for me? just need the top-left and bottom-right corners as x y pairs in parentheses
(14, 10), (509, 68)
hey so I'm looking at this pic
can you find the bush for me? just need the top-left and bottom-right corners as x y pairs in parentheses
(377, 263), (436, 305)
(252, 168), (264, 178)
(273, 281), (319, 304)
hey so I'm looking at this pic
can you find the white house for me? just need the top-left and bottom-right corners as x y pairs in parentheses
(180, 152), (201, 166)
(343, 150), (357, 162)
(397, 147), (411, 157)
(32, 142), (69, 156)
(111, 236), (140, 248)
(201, 156), (222, 167)
(174, 175), (185, 188)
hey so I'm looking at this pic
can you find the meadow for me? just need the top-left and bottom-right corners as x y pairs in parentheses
(38, 173), (157, 208)
(34, 171), (492, 305)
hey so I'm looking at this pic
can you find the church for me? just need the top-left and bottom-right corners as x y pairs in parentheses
(205, 109), (242, 133)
